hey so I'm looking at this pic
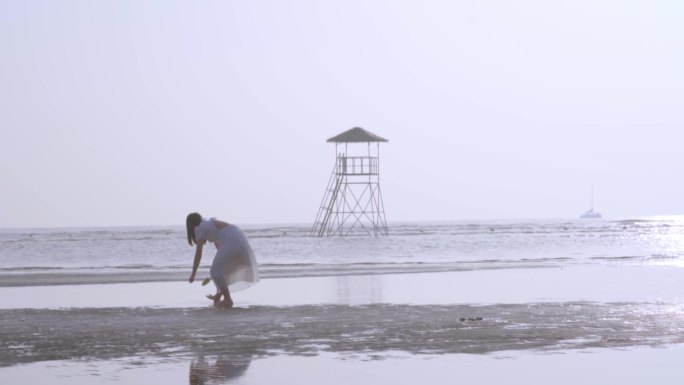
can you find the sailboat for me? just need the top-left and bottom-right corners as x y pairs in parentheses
(580, 186), (602, 219)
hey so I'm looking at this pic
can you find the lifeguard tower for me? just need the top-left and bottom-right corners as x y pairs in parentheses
(311, 127), (389, 237)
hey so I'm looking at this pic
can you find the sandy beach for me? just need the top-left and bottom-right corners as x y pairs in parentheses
(3, 264), (684, 384)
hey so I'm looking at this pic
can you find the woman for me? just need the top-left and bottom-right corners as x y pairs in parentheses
(186, 213), (259, 307)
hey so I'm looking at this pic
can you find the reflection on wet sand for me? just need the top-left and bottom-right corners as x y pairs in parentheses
(189, 356), (252, 384)
(336, 275), (383, 304)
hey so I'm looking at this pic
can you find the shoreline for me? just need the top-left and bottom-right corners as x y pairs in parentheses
(1, 265), (683, 310)
(0, 260), (560, 288)
(1, 252), (679, 288)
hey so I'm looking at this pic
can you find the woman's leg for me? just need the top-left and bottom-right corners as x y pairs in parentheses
(210, 263), (233, 308)
(220, 286), (233, 308)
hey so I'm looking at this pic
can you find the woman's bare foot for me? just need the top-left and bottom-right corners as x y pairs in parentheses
(206, 293), (222, 306)
(217, 298), (233, 308)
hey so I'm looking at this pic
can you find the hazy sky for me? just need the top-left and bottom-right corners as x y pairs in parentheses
(1, 1), (683, 228)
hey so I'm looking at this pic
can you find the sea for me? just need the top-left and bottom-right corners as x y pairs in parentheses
(1, 217), (684, 286)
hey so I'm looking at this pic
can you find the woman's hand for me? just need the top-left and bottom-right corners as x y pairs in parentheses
(189, 240), (204, 284)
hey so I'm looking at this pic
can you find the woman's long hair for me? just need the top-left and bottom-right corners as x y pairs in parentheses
(186, 212), (202, 246)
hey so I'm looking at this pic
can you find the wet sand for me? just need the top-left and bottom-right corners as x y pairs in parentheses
(2, 265), (684, 383)
(3, 301), (684, 366)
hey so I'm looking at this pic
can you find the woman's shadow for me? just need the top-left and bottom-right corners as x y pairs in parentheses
(189, 355), (252, 384)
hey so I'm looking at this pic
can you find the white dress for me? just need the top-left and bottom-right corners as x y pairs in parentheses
(194, 219), (259, 291)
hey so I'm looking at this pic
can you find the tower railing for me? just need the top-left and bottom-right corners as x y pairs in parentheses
(336, 156), (379, 176)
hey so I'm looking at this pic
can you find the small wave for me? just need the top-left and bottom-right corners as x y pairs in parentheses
(247, 234), (298, 239)
(646, 254), (680, 260)
(590, 256), (640, 261)
(590, 254), (680, 262)
(0, 238), (38, 243)
(0, 265), (184, 273)
(258, 263), (318, 267)
(0, 266), (64, 271)
(0, 260), (560, 287)
(611, 219), (653, 224)
(107, 237), (157, 241)
(519, 257), (571, 262)
(112, 264), (156, 269)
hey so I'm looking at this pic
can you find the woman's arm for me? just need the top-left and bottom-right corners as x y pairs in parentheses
(189, 240), (206, 283)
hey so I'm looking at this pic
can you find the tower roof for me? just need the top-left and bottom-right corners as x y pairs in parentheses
(326, 127), (388, 143)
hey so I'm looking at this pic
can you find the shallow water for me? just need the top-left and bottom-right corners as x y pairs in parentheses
(2, 218), (684, 286)
(2, 265), (684, 310)
(4, 345), (684, 385)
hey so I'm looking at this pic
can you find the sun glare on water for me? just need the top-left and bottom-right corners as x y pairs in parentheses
(642, 215), (684, 268)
